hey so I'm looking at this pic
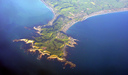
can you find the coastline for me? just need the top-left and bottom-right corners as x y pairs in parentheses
(82, 8), (128, 21)
(13, 39), (76, 68)
(33, 7), (128, 35)
(36, 0), (128, 67)
(62, 8), (128, 33)
(41, 0), (58, 26)
(40, 0), (128, 33)
(14, 0), (128, 68)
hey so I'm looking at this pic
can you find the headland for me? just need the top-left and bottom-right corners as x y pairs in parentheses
(13, 0), (128, 68)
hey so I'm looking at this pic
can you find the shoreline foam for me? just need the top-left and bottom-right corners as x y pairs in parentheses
(13, 38), (76, 66)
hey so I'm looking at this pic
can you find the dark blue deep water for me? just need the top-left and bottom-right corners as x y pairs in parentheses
(0, 0), (128, 75)
(66, 11), (128, 75)
(0, 0), (57, 75)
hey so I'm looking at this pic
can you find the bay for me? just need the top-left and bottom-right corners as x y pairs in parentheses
(66, 11), (128, 75)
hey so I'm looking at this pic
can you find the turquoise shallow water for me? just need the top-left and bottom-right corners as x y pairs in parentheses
(0, 0), (128, 75)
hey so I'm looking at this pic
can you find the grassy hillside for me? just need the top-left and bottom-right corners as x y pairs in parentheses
(44, 0), (128, 16)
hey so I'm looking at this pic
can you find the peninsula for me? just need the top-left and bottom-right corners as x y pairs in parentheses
(13, 0), (128, 68)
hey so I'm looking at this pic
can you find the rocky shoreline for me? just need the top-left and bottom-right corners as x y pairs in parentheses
(14, 0), (128, 68)
(31, 0), (128, 68)
(13, 38), (77, 68)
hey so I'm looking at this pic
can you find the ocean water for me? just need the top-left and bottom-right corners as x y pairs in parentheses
(0, 0), (58, 75)
(1, 0), (128, 75)
(66, 11), (128, 75)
